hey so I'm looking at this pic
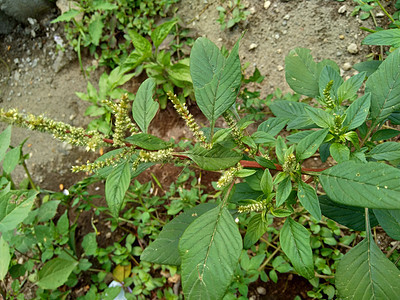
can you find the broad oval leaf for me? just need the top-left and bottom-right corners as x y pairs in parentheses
(362, 29), (400, 48)
(373, 209), (400, 240)
(190, 37), (241, 128)
(132, 78), (158, 133)
(244, 214), (268, 249)
(279, 218), (314, 279)
(297, 181), (321, 220)
(319, 161), (400, 209)
(258, 118), (288, 136)
(337, 71), (366, 103)
(296, 128), (329, 160)
(319, 195), (379, 231)
(365, 47), (400, 123)
(305, 107), (334, 129)
(3, 145), (21, 174)
(318, 65), (343, 98)
(0, 126), (11, 162)
(185, 144), (242, 171)
(330, 143), (350, 163)
(0, 236), (10, 280)
(0, 190), (37, 232)
(368, 142), (400, 161)
(276, 176), (292, 207)
(285, 48), (319, 97)
(125, 133), (173, 150)
(37, 258), (79, 290)
(151, 19), (177, 49)
(343, 93), (371, 130)
(179, 205), (242, 299)
(336, 232), (400, 299)
(105, 161), (131, 217)
(141, 203), (217, 266)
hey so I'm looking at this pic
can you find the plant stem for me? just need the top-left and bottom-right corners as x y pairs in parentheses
(63, 248), (79, 261)
(376, 1), (396, 25)
(88, 268), (107, 273)
(258, 245), (281, 272)
(22, 159), (38, 192)
(386, 241), (400, 258)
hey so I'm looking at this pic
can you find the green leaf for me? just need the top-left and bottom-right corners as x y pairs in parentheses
(141, 203), (217, 265)
(185, 144), (242, 171)
(279, 218), (314, 279)
(38, 200), (61, 222)
(179, 205), (242, 299)
(0, 190), (37, 232)
(251, 131), (275, 144)
(3, 145), (20, 174)
(243, 214), (268, 249)
(105, 161), (131, 217)
(330, 143), (350, 163)
(276, 176), (292, 207)
(319, 161), (400, 209)
(286, 130), (313, 144)
(51, 9), (80, 23)
(56, 211), (69, 236)
(260, 169), (273, 196)
(285, 48), (319, 97)
(368, 142), (400, 161)
(132, 78), (158, 133)
(296, 128), (329, 160)
(257, 118), (288, 136)
(37, 258), (79, 290)
(190, 37), (241, 128)
(254, 156), (276, 169)
(168, 59), (192, 83)
(353, 60), (382, 77)
(297, 181), (321, 220)
(337, 72), (366, 103)
(230, 182), (264, 204)
(127, 30), (152, 56)
(91, 1), (118, 10)
(82, 232), (97, 256)
(275, 136), (287, 165)
(0, 236), (10, 280)
(125, 133), (173, 150)
(269, 100), (308, 119)
(319, 195), (379, 231)
(343, 93), (371, 130)
(151, 19), (177, 49)
(305, 107), (334, 129)
(88, 14), (104, 46)
(366, 47), (400, 123)
(0, 126), (11, 162)
(371, 129), (400, 141)
(373, 209), (400, 240)
(362, 29), (400, 48)
(318, 65), (343, 98)
(336, 232), (400, 299)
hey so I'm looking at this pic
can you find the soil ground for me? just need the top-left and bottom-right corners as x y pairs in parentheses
(0, 0), (393, 299)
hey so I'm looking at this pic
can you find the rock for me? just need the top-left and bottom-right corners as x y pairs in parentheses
(264, 0), (271, 9)
(338, 5), (346, 14)
(56, 0), (83, 22)
(347, 43), (359, 54)
(339, 34), (345, 40)
(0, 10), (17, 34)
(343, 62), (352, 71)
(336, 51), (343, 57)
(283, 14), (290, 20)
(277, 65), (284, 71)
(257, 286), (267, 295)
(249, 6), (256, 14)
(0, 0), (55, 24)
(376, 12), (384, 17)
(249, 43), (258, 50)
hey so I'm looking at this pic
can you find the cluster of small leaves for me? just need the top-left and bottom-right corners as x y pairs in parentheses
(216, 0), (250, 30)
(2, 32), (400, 300)
(52, 0), (179, 68)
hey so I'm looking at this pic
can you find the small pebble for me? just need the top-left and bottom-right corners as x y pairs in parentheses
(264, 0), (271, 9)
(277, 65), (284, 71)
(257, 286), (267, 295)
(337, 51), (343, 57)
(347, 43), (359, 54)
(343, 62), (352, 71)
(249, 43), (258, 50)
(339, 34), (345, 40)
(338, 5), (346, 14)
(376, 12), (384, 17)
(283, 14), (290, 20)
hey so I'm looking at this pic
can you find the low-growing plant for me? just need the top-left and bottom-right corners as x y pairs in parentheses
(52, 0), (179, 69)
(216, 0), (250, 31)
(1, 35), (400, 299)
